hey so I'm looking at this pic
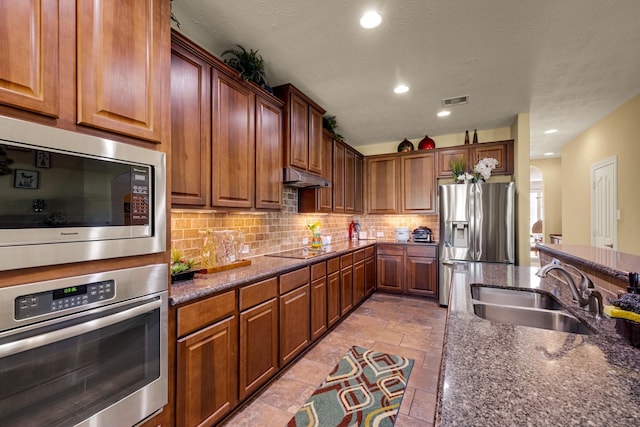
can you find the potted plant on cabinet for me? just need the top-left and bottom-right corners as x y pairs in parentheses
(171, 248), (197, 283)
(221, 45), (272, 93)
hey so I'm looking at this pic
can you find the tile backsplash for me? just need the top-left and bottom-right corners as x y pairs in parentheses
(171, 187), (439, 263)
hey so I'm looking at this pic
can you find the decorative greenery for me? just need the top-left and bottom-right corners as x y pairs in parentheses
(221, 45), (272, 93)
(449, 158), (466, 180)
(171, 248), (196, 275)
(322, 115), (345, 142)
(450, 157), (499, 183)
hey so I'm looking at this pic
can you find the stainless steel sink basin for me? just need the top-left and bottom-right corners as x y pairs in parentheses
(471, 285), (564, 310)
(470, 285), (596, 335)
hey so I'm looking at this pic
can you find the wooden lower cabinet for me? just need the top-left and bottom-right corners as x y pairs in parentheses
(377, 244), (438, 297)
(364, 255), (376, 296)
(353, 260), (365, 305)
(311, 261), (328, 341)
(177, 315), (238, 427)
(239, 298), (278, 400)
(327, 270), (341, 326)
(340, 254), (353, 315)
(279, 284), (311, 366)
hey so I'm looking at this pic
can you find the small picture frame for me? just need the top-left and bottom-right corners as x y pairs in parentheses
(14, 169), (39, 189)
(36, 150), (50, 168)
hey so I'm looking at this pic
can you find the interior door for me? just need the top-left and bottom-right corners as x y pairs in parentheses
(591, 156), (617, 249)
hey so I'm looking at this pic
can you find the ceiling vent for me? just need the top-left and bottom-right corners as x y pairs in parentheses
(441, 95), (469, 107)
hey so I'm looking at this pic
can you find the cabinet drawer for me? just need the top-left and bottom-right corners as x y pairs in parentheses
(280, 267), (310, 294)
(240, 277), (278, 311)
(377, 244), (404, 256)
(340, 253), (353, 268)
(365, 246), (375, 258)
(178, 290), (236, 337)
(311, 261), (326, 281)
(353, 249), (365, 263)
(327, 257), (340, 274)
(407, 245), (437, 258)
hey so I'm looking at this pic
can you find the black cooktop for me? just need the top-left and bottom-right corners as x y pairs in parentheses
(265, 247), (335, 259)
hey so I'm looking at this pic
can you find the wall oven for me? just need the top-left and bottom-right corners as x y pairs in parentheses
(0, 115), (166, 271)
(0, 263), (168, 427)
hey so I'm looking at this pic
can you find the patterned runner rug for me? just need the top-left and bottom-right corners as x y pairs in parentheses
(288, 346), (414, 427)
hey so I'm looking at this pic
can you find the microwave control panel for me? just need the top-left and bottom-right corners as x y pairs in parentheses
(129, 166), (150, 226)
(15, 280), (116, 320)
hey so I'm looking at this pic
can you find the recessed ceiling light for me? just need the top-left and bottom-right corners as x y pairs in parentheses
(544, 129), (558, 134)
(360, 11), (382, 28)
(544, 152), (555, 156)
(437, 110), (451, 117)
(393, 84), (409, 94)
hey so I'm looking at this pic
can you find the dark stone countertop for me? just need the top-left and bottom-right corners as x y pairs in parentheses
(537, 243), (640, 283)
(170, 240), (438, 306)
(436, 262), (640, 426)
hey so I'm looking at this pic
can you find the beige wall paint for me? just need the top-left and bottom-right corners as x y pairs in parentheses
(530, 158), (562, 242)
(355, 127), (512, 156)
(561, 93), (640, 255)
(512, 113), (531, 266)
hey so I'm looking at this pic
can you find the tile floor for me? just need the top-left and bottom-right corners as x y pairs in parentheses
(223, 292), (448, 426)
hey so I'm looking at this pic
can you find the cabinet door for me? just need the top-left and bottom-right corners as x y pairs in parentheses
(364, 256), (376, 296)
(212, 70), (255, 208)
(333, 141), (346, 212)
(345, 148), (356, 213)
(327, 271), (341, 326)
(406, 256), (438, 297)
(255, 95), (283, 209)
(311, 277), (328, 341)
(377, 254), (403, 292)
(288, 92), (309, 170)
(437, 147), (470, 179)
(177, 315), (238, 427)
(354, 154), (364, 213)
(308, 106), (323, 175)
(401, 152), (436, 214)
(318, 131), (334, 212)
(170, 44), (210, 206)
(77, 0), (168, 142)
(280, 284), (311, 366)
(367, 156), (399, 214)
(470, 140), (514, 175)
(340, 266), (353, 315)
(353, 260), (365, 305)
(239, 298), (279, 400)
(0, 0), (59, 116)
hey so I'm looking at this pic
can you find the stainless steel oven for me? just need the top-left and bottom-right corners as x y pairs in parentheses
(0, 264), (168, 427)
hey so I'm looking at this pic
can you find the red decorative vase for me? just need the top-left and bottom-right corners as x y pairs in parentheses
(418, 135), (436, 150)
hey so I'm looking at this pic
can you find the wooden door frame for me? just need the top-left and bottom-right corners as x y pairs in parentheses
(590, 155), (617, 249)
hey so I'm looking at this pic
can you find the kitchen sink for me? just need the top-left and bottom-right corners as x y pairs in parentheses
(471, 285), (564, 310)
(470, 285), (596, 335)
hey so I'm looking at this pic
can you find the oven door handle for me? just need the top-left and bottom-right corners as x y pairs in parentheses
(0, 298), (161, 358)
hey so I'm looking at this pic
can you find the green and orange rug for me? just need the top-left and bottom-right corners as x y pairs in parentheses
(288, 346), (414, 427)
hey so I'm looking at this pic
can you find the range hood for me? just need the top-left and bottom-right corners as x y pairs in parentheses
(283, 167), (331, 188)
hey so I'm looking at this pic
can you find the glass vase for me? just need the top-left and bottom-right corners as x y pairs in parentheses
(311, 232), (322, 249)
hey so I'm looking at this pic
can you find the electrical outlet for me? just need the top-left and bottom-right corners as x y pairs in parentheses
(241, 244), (249, 254)
(302, 237), (309, 245)
(376, 231), (384, 238)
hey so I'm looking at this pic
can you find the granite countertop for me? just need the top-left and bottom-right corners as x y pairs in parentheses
(436, 262), (640, 426)
(537, 243), (640, 283)
(170, 240), (438, 305)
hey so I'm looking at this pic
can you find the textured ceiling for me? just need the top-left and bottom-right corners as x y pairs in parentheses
(171, 0), (640, 159)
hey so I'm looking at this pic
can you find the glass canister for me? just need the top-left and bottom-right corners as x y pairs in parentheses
(200, 229), (217, 269)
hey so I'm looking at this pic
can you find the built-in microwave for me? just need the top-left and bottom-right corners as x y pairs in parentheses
(0, 116), (166, 271)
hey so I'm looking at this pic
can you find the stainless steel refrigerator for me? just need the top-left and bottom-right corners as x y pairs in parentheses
(438, 182), (515, 305)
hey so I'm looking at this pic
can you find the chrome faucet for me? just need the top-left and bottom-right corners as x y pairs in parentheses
(536, 261), (603, 319)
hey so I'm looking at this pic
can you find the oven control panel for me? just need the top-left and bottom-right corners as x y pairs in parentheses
(15, 280), (116, 320)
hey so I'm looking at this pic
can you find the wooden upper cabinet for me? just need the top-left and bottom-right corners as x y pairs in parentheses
(367, 155), (399, 214)
(401, 152), (436, 214)
(170, 41), (210, 206)
(437, 147), (470, 179)
(0, 0), (59, 116)
(470, 140), (514, 175)
(77, 0), (168, 142)
(437, 140), (514, 178)
(274, 83), (326, 175)
(308, 106), (323, 174)
(211, 70), (255, 209)
(255, 95), (283, 210)
(318, 131), (334, 212)
(333, 141), (346, 212)
(288, 92), (309, 170)
(345, 147), (356, 213)
(354, 153), (363, 213)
